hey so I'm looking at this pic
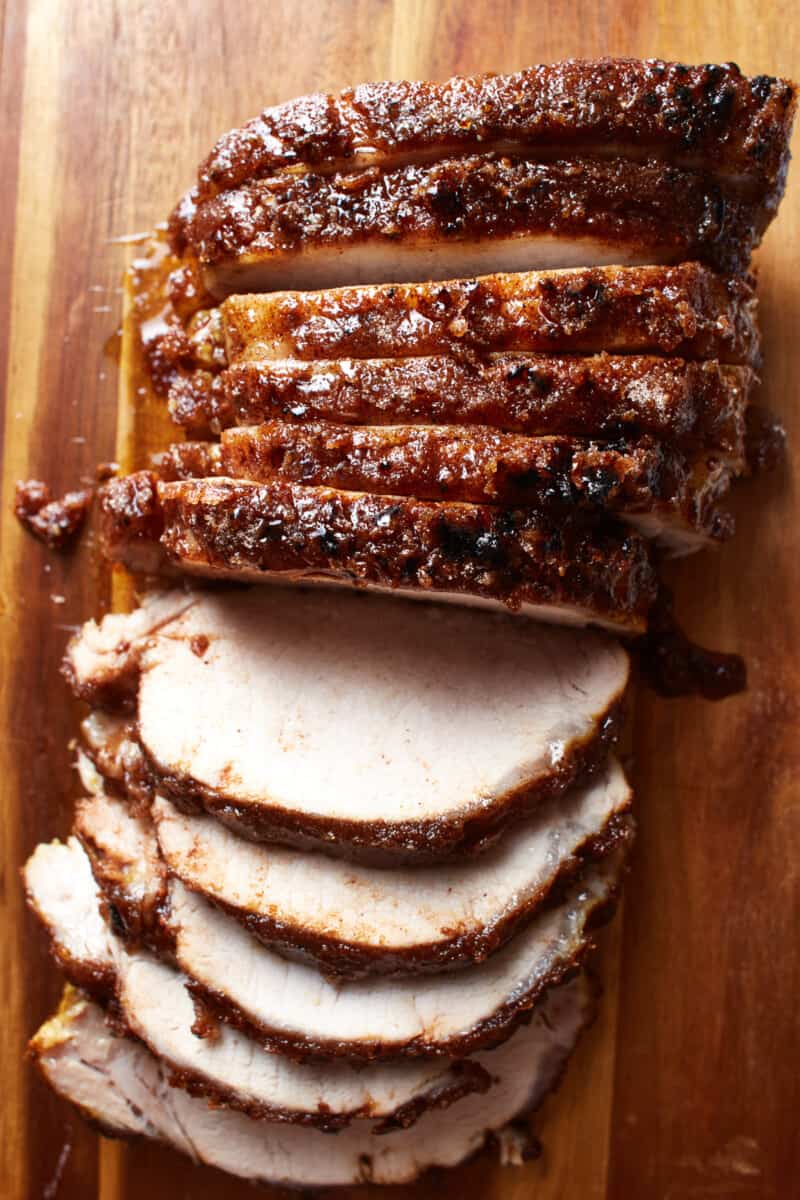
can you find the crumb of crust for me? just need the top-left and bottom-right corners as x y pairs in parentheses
(14, 479), (94, 550)
(96, 461), (120, 483)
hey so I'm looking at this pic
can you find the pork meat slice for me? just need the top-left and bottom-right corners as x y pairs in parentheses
(98, 473), (657, 636)
(62, 590), (194, 708)
(32, 974), (588, 1186)
(67, 587), (630, 859)
(53, 803), (624, 1060)
(162, 856), (624, 1061)
(183, 154), (766, 297)
(159, 422), (732, 554)
(25, 838), (507, 1132)
(74, 752), (631, 975)
(181, 60), (795, 206)
(221, 265), (760, 366)
(184, 354), (752, 466)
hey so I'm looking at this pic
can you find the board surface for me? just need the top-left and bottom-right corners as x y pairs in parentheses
(1, 2), (798, 1196)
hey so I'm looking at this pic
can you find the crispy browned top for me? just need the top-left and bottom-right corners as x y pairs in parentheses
(211, 422), (729, 535)
(180, 154), (765, 277)
(212, 355), (751, 459)
(222, 264), (760, 366)
(190, 59), (796, 204)
(133, 475), (658, 626)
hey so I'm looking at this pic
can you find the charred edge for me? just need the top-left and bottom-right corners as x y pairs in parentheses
(139, 695), (626, 864)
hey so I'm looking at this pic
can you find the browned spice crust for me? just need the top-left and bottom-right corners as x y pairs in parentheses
(179, 60), (796, 206)
(187, 355), (752, 461)
(159, 477), (658, 624)
(95, 472), (658, 633)
(204, 422), (733, 538)
(14, 480), (93, 550)
(181, 153), (766, 277)
(222, 264), (760, 366)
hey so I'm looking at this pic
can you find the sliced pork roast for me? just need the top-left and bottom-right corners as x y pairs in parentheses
(185, 61), (794, 199)
(74, 744), (630, 974)
(221, 266), (760, 366)
(172, 61), (795, 296)
(153, 423), (736, 553)
(98, 473), (657, 632)
(32, 974), (589, 1186)
(31, 814), (624, 1061)
(178, 154), (770, 296)
(173, 354), (753, 459)
(25, 838), (507, 1132)
(65, 588), (630, 858)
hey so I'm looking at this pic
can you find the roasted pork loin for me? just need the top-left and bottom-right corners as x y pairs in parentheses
(178, 354), (753, 465)
(153, 423), (736, 553)
(32, 820), (624, 1061)
(26, 837), (507, 1132)
(66, 588), (630, 859)
(98, 473), (658, 633)
(32, 976), (588, 1186)
(180, 153), (770, 296)
(222, 264), (760, 365)
(75, 738), (630, 975)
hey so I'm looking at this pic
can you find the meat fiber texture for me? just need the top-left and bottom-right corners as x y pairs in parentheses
(31, 974), (589, 1186)
(64, 587), (631, 860)
(74, 730), (630, 975)
(27, 823), (624, 1062)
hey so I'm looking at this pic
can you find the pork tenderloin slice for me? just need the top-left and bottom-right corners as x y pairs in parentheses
(206, 422), (734, 553)
(32, 973), (589, 1186)
(71, 586), (630, 857)
(164, 850), (624, 1060)
(145, 755), (630, 976)
(98, 472), (657, 637)
(185, 60), (795, 204)
(24, 839), (504, 1132)
(221, 265), (760, 366)
(192, 355), (751, 466)
(186, 154), (764, 296)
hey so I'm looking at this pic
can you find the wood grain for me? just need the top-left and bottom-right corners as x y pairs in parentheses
(1, 2), (797, 1197)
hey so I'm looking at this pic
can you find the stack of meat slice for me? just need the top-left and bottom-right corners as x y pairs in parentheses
(26, 58), (796, 1185)
(28, 586), (633, 1185)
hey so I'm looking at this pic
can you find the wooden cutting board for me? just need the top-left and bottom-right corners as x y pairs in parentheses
(1, 2), (798, 1196)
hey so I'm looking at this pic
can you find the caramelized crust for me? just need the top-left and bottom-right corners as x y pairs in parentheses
(184, 60), (796, 206)
(153, 423), (733, 544)
(186, 355), (752, 462)
(182, 153), (765, 279)
(99, 472), (657, 632)
(222, 265), (760, 365)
